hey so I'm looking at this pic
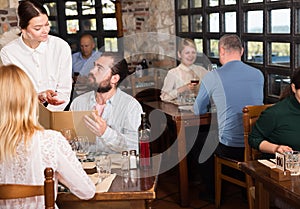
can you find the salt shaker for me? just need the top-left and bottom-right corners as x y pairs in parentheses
(129, 150), (137, 169)
(121, 151), (129, 171)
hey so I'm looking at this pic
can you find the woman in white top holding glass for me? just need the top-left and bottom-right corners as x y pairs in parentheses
(0, 0), (72, 111)
(0, 64), (95, 209)
(160, 38), (208, 102)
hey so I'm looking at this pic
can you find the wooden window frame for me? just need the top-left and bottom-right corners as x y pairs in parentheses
(175, 0), (299, 103)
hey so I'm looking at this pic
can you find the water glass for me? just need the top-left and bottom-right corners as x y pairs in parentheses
(74, 136), (90, 162)
(177, 92), (185, 104)
(95, 155), (111, 182)
(87, 141), (101, 161)
(60, 128), (76, 150)
(285, 151), (300, 175)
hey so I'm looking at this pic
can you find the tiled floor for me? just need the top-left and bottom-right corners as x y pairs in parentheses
(152, 167), (249, 209)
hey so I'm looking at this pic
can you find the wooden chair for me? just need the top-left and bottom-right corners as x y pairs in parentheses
(215, 104), (272, 209)
(0, 167), (55, 209)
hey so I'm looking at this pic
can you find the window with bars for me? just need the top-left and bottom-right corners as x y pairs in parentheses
(175, 0), (298, 102)
(44, 0), (119, 53)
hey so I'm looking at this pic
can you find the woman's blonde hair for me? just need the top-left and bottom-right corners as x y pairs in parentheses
(177, 38), (197, 53)
(0, 64), (43, 162)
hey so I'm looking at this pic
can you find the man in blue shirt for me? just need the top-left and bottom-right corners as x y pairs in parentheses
(193, 34), (264, 199)
(70, 33), (102, 103)
(72, 33), (102, 78)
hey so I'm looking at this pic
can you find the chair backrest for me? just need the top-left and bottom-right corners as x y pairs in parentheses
(130, 70), (158, 97)
(242, 104), (273, 161)
(0, 167), (55, 209)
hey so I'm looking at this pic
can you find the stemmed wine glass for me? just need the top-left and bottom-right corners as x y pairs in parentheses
(190, 77), (200, 85)
(60, 128), (76, 151)
(60, 128), (75, 141)
(189, 76), (199, 102)
(74, 136), (90, 162)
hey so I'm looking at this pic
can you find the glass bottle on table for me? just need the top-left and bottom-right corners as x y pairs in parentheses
(140, 58), (148, 76)
(138, 112), (151, 170)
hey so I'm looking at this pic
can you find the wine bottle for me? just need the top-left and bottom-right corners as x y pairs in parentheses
(138, 112), (151, 170)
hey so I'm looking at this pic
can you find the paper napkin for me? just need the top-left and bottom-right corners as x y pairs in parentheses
(89, 173), (117, 193)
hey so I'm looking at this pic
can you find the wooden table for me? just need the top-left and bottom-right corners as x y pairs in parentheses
(240, 161), (300, 209)
(57, 155), (161, 209)
(143, 101), (213, 207)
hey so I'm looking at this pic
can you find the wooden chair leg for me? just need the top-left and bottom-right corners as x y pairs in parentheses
(215, 156), (222, 209)
(248, 188), (255, 209)
(246, 175), (255, 209)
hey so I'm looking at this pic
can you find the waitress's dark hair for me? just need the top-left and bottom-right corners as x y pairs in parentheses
(279, 70), (300, 100)
(18, 0), (48, 29)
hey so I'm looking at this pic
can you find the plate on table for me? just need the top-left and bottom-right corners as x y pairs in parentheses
(173, 100), (194, 106)
(82, 161), (96, 169)
(178, 105), (194, 112)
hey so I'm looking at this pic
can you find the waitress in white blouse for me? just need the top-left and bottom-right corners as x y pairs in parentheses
(0, 0), (72, 111)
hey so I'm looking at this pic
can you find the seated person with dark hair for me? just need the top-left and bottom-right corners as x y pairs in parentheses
(249, 70), (300, 158)
(249, 70), (300, 209)
(70, 52), (143, 154)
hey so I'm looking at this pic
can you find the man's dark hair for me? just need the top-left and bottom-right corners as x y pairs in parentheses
(280, 70), (300, 100)
(219, 34), (243, 53)
(102, 52), (129, 86)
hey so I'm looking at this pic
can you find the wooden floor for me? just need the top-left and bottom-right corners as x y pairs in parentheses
(152, 167), (249, 209)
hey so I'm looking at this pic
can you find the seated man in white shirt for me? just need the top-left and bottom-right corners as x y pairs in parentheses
(70, 52), (143, 154)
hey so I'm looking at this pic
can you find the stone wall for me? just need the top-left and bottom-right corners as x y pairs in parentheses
(0, 7), (17, 35)
(121, 0), (177, 69)
(0, 0), (17, 33)
(0, 0), (18, 65)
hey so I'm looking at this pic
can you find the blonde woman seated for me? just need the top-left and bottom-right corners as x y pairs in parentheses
(160, 38), (208, 102)
(0, 65), (95, 208)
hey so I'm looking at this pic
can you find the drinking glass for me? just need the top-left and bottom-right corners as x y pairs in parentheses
(190, 77), (200, 85)
(60, 128), (76, 151)
(74, 136), (90, 162)
(285, 151), (300, 176)
(177, 92), (185, 104)
(88, 140), (102, 161)
(208, 63), (218, 71)
(95, 155), (111, 182)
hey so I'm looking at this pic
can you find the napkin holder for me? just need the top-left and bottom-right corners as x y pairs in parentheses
(270, 168), (291, 181)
